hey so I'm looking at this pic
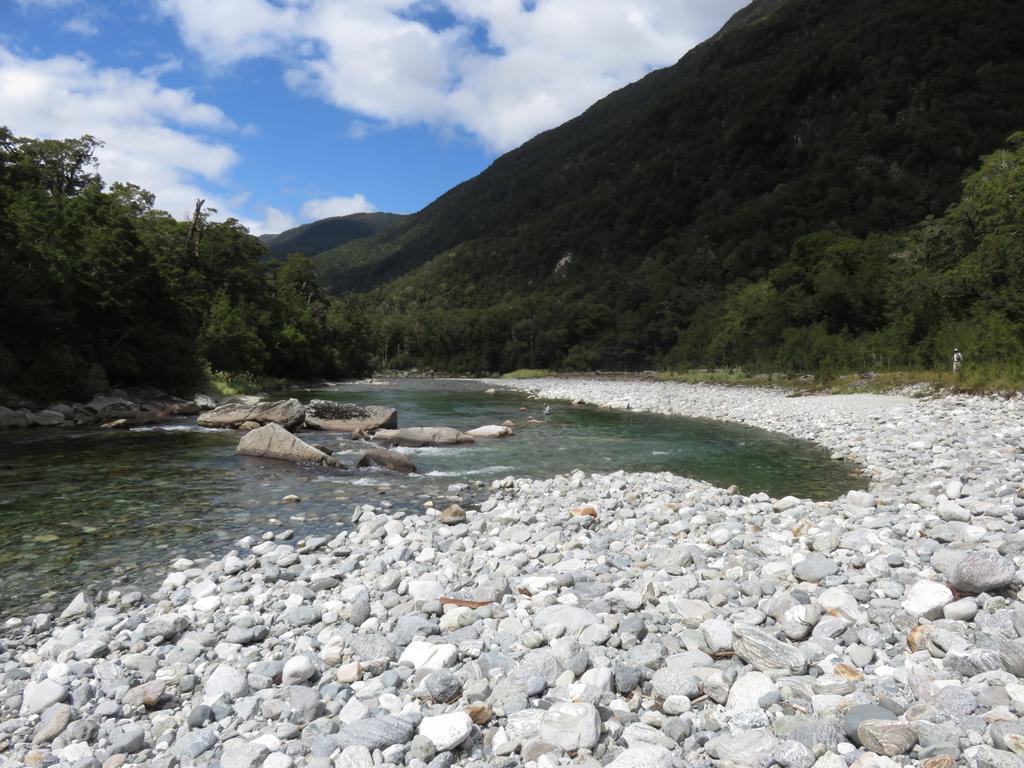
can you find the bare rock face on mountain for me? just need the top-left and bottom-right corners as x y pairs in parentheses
(304, 401), (397, 433)
(373, 428), (475, 448)
(236, 424), (344, 468)
(198, 398), (306, 430)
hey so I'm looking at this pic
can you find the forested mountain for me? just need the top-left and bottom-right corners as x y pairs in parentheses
(0, 130), (373, 402)
(261, 212), (406, 261)
(320, 0), (1024, 375)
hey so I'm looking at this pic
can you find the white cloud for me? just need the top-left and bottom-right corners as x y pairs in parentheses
(300, 194), (376, 220)
(249, 205), (300, 234)
(0, 46), (240, 220)
(157, 0), (750, 151)
(62, 17), (98, 36)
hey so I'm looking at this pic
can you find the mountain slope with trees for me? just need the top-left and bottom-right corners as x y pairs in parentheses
(261, 212), (406, 261)
(317, 0), (1024, 375)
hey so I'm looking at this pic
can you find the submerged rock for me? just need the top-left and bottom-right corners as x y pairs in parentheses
(357, 448), (417, 474)
(373, 427), (475, 447)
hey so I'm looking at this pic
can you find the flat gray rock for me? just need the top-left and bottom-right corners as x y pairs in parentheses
(793, 553), (839, 582)
(843, 704), (896, 741)
(335, 716), (416, 750)
(733, 627), (807, 674)
(707, 729), (779, 766)
(857, 720), (917, 756)
(950, 551), (1016, 593)
(651, 668), (699, 700)
(20, 680), (67, 716)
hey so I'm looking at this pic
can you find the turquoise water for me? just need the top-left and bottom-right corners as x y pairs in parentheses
(0, 379), (864, 616)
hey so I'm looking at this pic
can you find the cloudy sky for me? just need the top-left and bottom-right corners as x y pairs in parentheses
(2, 0), (748, 233)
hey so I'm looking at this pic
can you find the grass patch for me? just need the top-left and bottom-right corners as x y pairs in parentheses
(204, 370), (289, 397)
(501, 369), (554, 380)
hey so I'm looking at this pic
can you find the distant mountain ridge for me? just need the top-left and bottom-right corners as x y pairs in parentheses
(260, 212), (407, 261)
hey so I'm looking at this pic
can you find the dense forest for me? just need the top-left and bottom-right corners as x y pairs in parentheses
(0, 129), (373, 402)
(318, 0), (1024, 377)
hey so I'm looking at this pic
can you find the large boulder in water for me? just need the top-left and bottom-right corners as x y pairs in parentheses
(236, 424), (344, 468)
(86, 395), (139, 421)
(27, 409), (66, 427)
(0, 405), (29, 429)
(357, 448), (417, 474)
(304, 400), (397, 432)
(198, 398), (305, 430)
(373, 427), (475, 448)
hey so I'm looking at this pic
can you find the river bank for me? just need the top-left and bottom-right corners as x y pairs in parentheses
(1, 379), (1023, 768)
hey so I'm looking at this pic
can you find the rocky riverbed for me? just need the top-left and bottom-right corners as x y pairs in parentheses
(2, 378), (1023, 768)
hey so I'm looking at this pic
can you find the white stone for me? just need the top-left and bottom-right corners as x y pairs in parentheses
(46, 663), (69, 684)
(902, 580), (954, 619)
(56, 742), (93, 763)
(408, 580), (444, 601)
(580, 668), (613, 692)
(337, 745), (374, 768)
(336, 662), (362, 684)
(59, 592), (93, 620)
(202, 664), (248, 704)
(282, 655), (315, 685)
(701, 618), (734, 653)
(418, 712), (474, 751)
(817, 587), (864, 622)
(605, 745), (675, 768)
(662, 695), (691, 715)
(773, 496), (801, 512)
(540, 702), (602, 751)
(20, 679), (66, 715)
(195, 595), (221, 612)
(726, 671), (776, 711)
(338, 697), (368, 724)
(399, 641), (458, 672)
(263, 755), (294, 768)
(846, 490), (876, 508)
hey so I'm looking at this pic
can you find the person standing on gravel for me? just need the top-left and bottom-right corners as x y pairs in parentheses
(953, 348), (963, 374)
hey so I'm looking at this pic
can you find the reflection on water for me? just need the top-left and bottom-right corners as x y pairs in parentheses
(0, 378), (864, 616)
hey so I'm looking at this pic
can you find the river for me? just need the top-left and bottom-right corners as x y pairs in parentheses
(0, 378), (864, 617)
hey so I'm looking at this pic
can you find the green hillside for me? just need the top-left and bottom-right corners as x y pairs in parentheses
(317, 0), (1024, 375)
(0, 131), (374, 402)
(261, 212), (406, 261)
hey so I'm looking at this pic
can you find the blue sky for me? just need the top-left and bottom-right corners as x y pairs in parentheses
(1, 0), (747, 233)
